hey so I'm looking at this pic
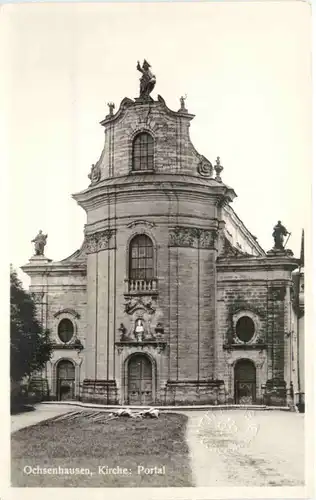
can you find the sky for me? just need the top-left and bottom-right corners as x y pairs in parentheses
(2, 1), (311, 287)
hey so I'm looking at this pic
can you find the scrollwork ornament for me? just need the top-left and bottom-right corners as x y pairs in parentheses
(88, 163), (101, 185)
(124, 296), (156, 315)
(85, 229), (116, 254)
(85, 234), (98, 254)
(169, 227), (216, 249)
(255, 357), (266, 369)
(98, 230), (113, 251)
(31, 292), (44, 304)
(169, 227), (182, 247)
(269, 286), (286, 301)
(169, 227), (195, 247)
(197, 159), (213, 178)
(200, 230), (216, 249)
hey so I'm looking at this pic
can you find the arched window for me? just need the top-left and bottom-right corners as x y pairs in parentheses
(129, 235), (154, 280)
(132, 132), (154, 171)
(57, 360), (75, 379)
(236, 316), (255, 343)
(58, 319), (74, 343)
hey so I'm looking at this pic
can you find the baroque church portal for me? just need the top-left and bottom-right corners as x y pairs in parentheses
(22, 61), (304, 407)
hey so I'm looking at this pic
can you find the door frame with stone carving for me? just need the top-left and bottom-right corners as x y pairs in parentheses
(56, 358), (76, 401)
(234, 358), (257, 404)
(123, 352), (156, 405)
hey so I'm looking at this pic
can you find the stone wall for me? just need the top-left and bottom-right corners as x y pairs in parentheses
(98, 98), (201, 179)
(81, 380), (118, 405)
(22, 259), (87, 399)
(164, 380), (226, 405)
(216, 258), (297, 404)
(83, 221), (220, 403)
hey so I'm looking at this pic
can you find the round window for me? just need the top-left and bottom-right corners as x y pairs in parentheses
(236, 316), (255, 343)
(58, 319), (74, 343)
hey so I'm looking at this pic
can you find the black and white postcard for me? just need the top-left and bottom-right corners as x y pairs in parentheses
(2, 1), (313, 499)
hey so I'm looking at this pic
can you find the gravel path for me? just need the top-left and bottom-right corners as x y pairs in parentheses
(185, 409), (304, 487)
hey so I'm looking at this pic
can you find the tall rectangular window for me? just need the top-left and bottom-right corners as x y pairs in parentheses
(132, 132), (154, 171)
(129, 235), (154, 279)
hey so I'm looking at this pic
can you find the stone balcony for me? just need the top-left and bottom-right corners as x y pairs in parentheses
(124, 278), (158, 295)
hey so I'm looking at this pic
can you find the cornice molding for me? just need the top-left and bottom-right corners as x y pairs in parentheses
(126, 220), (156, 229)
(54, 308), (81, 319)
(85, 215), (219, 233)
(222, 205), (265, 256)
(217, 257), (299, 272)
(21, 263), (86, 277)
(73, 179), (235, 212)
(217, 278), (294, 285)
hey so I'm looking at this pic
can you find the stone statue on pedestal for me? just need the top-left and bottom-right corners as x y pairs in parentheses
(136, 60), (156, 100)
(31, 230), (47, 256)
(118, 323), (128, 341)
(272, 221), (289, 250)
(107, 102), (115, 117)
(135, 318), (145, 342)
(179, 95), (188, 112)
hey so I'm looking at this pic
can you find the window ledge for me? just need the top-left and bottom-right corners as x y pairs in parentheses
(124, 291), (158, 297)
(129, 170), (155, 174)
(52, 339), (84, 350)
(223, 343), (267, 350)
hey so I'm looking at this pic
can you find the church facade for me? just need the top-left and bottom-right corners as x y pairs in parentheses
(22, 63), (303, 407)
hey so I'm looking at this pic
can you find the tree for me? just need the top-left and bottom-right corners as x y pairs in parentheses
(10, 268), (52, 383)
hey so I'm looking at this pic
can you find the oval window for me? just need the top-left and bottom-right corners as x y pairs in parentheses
(236, 316), (255, 343)
(58, 319), (74, 343)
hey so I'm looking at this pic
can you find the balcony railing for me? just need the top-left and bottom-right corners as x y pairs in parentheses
(125, 278), (158, 294)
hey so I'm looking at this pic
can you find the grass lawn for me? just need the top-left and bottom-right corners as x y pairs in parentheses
(11, 410), (193, 487)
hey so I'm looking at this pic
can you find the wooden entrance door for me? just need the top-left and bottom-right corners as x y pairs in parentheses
(57, 360), (75, 401)
(234, 359), (256, 404)
(128, 355), (153, 405)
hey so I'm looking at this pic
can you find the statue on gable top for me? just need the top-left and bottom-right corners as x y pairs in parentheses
(31, 230), (47, 256)
(137, 60), (156, 100)
(272, 221), (289, 250)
